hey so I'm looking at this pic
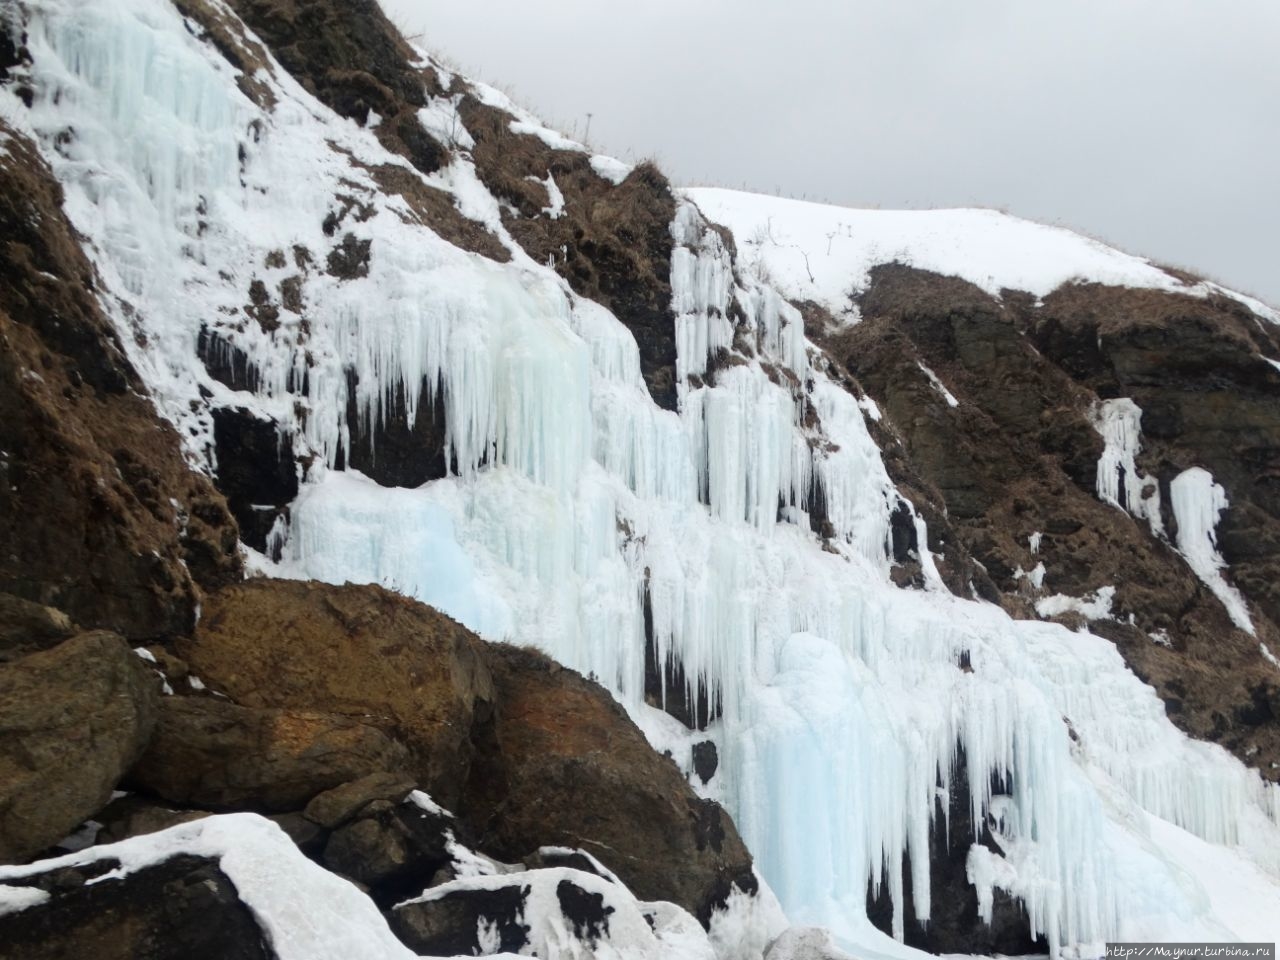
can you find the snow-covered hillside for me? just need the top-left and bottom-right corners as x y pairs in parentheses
(688, 186), (1280, 324)
(3, 0), (1280, 956)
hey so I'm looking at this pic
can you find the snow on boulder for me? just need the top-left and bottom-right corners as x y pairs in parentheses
(0, 813), (423, 960)
(390, 867), (717, 960)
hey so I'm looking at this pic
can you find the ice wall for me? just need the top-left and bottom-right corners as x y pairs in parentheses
(11, 0), (1280, 954)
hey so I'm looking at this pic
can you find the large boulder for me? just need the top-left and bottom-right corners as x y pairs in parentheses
(128, 696), (412, 811)
(460, 643), (756, 923)
(176, 580), (495, 808)
(0, 631), (158, 861)
(0, 854), (273, 960)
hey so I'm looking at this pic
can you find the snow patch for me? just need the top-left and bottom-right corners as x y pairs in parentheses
(915, 361), (958, 407)
(1036, 585), (1115, 621)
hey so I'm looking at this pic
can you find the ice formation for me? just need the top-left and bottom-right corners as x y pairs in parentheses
(1169, 467), (1254, 634)
(8, 0), (1280, 955)
(1090, 398), (1164, 537)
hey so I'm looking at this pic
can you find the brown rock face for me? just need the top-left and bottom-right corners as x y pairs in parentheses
(176, 580), (495, 808)
(0, 122), (241, 641)
(832, 263), (1280, 779)
(461, 643), (756, 922)
(129, 696), (412, 812)
(0, 854), (272, 960)
(0, 631), (159, 861)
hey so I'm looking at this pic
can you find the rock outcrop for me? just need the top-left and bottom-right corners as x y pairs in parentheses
(0, 631), (159, 861)
(0, 122), (241, 641)
(833, 263), (1280, 779)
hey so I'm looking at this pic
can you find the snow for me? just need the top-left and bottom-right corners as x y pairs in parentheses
(539, 171), (565, 219)
(686, 187), (1277, 323)
(591, 155), (632, 185)
(915, 361), (958, 407)
(1169, 467), (1254, 634)
(10, 0), (1280, 955)
(1015, 561), (1047, 590)
(0, 885), (50, 917)
(1036, 584), (1115, 621)
(0, 814), (424, 960)
(396, 867), (720, 960)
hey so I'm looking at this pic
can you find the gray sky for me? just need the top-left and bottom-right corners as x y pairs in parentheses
(382, 0), (1279, 305)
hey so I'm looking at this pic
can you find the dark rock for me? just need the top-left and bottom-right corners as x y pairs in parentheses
(390, 880), (530, 956)
(266, 811), (325, 857)
(303, 771), (417, 829)
(557, 877), (614, 945)
(0, 854), (272, 960)
(643, 585), (719, 730)
(94, 795), (211, 845)
(524, 847), (615, 881)
(326, 232), (371, 280)
(321, 794), (456, 907)
(178, 580), (495, 809)
(210, 406), (296, 556)
(865, 754), (1044, 953)
(691, 740), (718, 785)
(0, 631), (158, 861)
(460, 642), (754, 922)
(343, 372), (449, 488)
(128, 695), (412, 812)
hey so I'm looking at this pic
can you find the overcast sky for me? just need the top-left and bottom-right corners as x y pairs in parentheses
(381, 0), (1279, 305)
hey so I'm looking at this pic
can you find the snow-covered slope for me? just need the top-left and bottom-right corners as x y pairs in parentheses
(688, 186), (1280, 324)
(4, 0), (1280, 956)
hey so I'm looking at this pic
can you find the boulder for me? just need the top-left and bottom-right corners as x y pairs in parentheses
(94, 795), (211, 846)
(0, 854), (272, 960)
(0, 631), (158, 861)
(0, 593), (74, 663)
(303, 771), (417, 829)
(390, 867), (716, 960)
(176, 580), (495, 808)
(391, 875), (529, 956)
(320, 792), (458, 907)
(129, 695), (412, 811)
(460, 643), (756, 923)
